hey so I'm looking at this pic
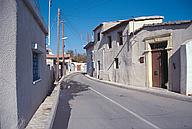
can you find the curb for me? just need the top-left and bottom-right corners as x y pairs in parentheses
(85, 75), (192, 103)
(45, 76), (64, 129)
(45, 73), (78, 129)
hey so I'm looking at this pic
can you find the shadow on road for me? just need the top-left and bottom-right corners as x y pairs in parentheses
(52, 79), (89, 129)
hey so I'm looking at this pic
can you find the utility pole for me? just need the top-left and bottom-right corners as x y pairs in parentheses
(56, 8), (60, 82)
(48, 0), (51, 47)
(62, 21), (65, 76)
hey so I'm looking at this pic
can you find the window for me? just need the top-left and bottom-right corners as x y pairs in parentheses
(114, 58), (119, 69)
(97, 32), (100, 41)
(33, 52), (40, 81)
(118, 31), (123, 45)
(108, 36), (112, 48)
(98, 61), (101, 70)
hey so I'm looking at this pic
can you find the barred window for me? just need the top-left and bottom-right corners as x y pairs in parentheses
(108, 36), (112, 48)
(114, 58), (119, 69)
(33, 52), (40, 81)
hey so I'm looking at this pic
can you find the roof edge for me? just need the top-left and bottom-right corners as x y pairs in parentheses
(133, 20), (192, 35)
(22, 0), (48, 35)
(102, 16), (164, 34)
(83, 41), (94, 49)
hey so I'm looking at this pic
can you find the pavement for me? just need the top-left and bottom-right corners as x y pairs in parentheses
(25, 76), (63, 129)
(52, 73), (192, 129)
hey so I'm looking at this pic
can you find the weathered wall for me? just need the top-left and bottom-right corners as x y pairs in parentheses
(94, 20), (192, 91)
(142, 23), (192, 91)
(0, 0), (18, 128)
(128, 18), (163, 34)
(16, 0), (49, 128)
(93, 22), (120, 78)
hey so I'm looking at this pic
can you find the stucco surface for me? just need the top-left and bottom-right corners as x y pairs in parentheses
(0, 0), (18, 129)
(93, 18), (192, 93)
(16, 0), (50, 128)
(0, 0), (53, 129)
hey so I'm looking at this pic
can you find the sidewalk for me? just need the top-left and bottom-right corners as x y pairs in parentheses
(85, 74), (192, 103)
(25, 77), (63, 129)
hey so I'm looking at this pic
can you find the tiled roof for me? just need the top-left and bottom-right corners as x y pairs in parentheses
(133, 20), (192, 35)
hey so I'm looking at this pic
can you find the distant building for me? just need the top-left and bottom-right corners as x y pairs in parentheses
(91, 16), (192, 95)
(84, 41), (94, 76)
(69, 62), (87, 73)
(0, 0), (54, 128)
(46, 53), (72, 76)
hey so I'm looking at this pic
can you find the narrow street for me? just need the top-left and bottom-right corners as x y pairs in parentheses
(52, 73), (192, 129)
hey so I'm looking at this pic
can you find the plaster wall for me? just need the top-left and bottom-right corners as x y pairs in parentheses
(15, 0), (49, 128)
(93, 20), (192, 91)
(0, 0), (18, 128)
(93, 22), (120, 78)
(93, 18), (163, 82)
(186, 41), (192, 95)
(180, 40), (192, 95)
(134, 23), (192, 90)
(129, 19), (163, 34)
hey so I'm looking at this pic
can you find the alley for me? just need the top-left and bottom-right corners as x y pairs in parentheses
(52, 73), (192, 129)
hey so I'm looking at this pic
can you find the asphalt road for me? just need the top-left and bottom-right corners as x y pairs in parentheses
(52, 73), (192, 129)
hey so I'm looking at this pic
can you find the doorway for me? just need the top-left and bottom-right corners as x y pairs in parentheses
(150, 42), (168, 88)
(77, 65), (81, 71)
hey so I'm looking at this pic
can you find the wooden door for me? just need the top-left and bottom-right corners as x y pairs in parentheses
(77, 65), (81, 71)
(152, 51), (161, 87)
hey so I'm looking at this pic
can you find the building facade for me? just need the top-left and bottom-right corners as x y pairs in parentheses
(46, 53), (72, 77)
(69, 62), (87, 73)
(91, 16), (192, 95)
(0, 0), (54, 128)
(84, 41), (94, 76)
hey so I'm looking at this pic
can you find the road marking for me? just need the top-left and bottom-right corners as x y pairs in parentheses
(89, 87), (161, 129)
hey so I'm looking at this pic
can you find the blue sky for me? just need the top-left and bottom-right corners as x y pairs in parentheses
(38, 0), (192, 54)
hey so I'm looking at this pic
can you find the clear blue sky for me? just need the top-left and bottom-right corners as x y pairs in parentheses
(38, 0), (192, 54)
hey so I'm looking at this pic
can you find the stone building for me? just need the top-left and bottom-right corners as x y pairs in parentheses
(0, 0), (54, 128)
(91, 16), (192, 95)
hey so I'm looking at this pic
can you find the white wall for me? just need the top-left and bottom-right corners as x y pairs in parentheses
(93, 18), (192, 91)
(180, 40), (192, 95)
(186, 41), (192, 95)
(128, 19), (163, 34)
(16, 0), (49, 128)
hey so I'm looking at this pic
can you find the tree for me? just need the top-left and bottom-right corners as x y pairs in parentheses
(66, 50), (86, 63)
(66, 50), (74, 57)
(73, 53), (86, 63)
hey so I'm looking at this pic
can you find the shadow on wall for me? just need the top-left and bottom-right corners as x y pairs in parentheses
(52, 79), (89, 129)
(169, 48), (181, 93)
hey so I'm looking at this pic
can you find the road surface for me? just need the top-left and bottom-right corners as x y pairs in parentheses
(52, 73), (192, 129)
